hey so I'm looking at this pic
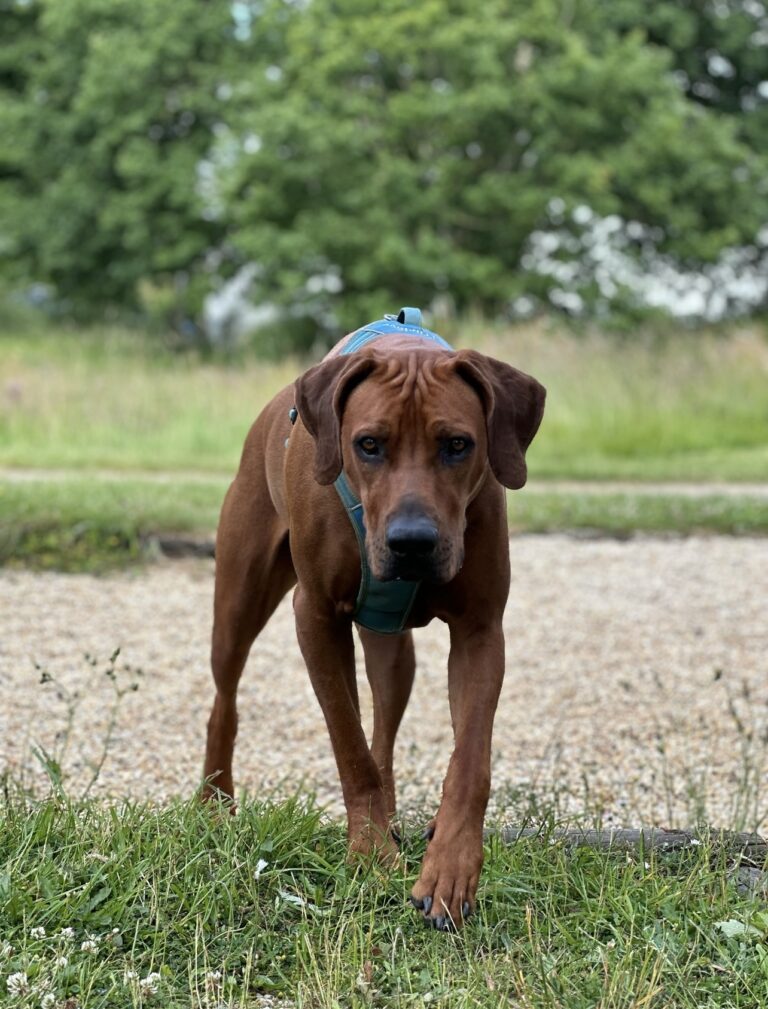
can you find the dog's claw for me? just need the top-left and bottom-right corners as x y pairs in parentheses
(422, 825), (435, 841)
(422, 895), (432, 914)
(462, 901), (471, 919)
(390, 827), (402, 847)
(410, 895), (424, 911)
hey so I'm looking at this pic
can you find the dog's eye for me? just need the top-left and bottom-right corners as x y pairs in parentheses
(448, 437), (470, 455)
(358, 437), (380, 456)
(442, 436), (473, 463)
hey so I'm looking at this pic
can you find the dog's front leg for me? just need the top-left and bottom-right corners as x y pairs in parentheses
(411, 619), (505, 929)
(294, 587), (397, 861)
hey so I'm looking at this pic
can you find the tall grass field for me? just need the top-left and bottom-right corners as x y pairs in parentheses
(1, 321), (767, 480)
(2, 319), (767, 569)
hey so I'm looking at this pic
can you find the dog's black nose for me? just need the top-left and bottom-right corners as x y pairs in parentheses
(386, 516), (438, 558)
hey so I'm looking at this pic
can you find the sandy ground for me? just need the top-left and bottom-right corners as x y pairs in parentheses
(2, 534), (767, 831)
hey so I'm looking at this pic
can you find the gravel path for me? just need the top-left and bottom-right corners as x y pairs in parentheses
(2, 535), (767, 830)
(3, 466), (768, 498)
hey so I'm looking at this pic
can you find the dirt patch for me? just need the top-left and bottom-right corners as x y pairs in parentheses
(2, 535), (767, 829)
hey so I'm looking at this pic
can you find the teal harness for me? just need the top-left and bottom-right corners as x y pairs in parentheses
(335, 307), (453, 635)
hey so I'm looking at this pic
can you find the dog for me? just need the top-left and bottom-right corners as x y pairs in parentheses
(202, 308), (546, 930)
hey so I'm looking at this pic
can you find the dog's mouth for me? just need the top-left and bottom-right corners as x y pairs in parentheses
(370, 542), (460, 585)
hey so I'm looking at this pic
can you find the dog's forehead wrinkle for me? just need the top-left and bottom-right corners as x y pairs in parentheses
(348, 352), (484, 449)
(381, 356), (400, 379)
(415, 367), (432, 403)
(393, 352), (418, 404)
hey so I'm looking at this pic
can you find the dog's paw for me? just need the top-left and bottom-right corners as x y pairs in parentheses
(410, 894), (473, 931)
(347, 818), (401, 867)
(409, 829), (482, 931)
(199, 783), (238, 818)
(421, 817), (436, 842)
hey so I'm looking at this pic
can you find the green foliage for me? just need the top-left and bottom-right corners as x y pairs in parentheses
(222, 0), (768, 331)
(0, 0), (235, 318)
(605, 0), (768, 130)
(0, 0), (767, 333)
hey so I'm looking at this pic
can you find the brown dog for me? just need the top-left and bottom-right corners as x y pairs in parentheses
(202, 311), (545, 930)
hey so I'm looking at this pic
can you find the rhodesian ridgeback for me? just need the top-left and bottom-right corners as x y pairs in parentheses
(202, 309), (546, 930)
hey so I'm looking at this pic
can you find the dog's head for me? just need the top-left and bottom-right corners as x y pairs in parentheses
(295, 347), (545, 584)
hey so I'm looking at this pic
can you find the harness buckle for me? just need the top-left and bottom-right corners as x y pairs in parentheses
(397, 307), (422, 326)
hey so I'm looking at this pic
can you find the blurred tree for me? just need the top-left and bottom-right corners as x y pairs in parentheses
(1, 0), (766, 335)
(605, 1), (768, 123)
(0, 0), (236, 323)
(220, 0), (768, 332)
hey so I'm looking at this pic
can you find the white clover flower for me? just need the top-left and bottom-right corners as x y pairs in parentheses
(206, 969), (222, 986)
(689, 838), (702, 846)
(40, 994), (56, 1009)
(59, 927), (75, 940)
(139, 972), (161, 996)
(55, 955), (68, 968)
(30, 926), (46, 939)
(6, 971), (29, 995)
(0, 941), (13, 958)
(80, 939), (98, 953)
(124, 969), (138, 984)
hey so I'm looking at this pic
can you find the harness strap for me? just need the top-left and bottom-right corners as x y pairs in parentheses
(334, 471), (421, 635)
(281, 307), (443, 634)
(329, 307), (454, 634)
(340, 307), (453, 356)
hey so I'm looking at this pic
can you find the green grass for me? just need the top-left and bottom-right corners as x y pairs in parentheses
(1, 786), (767, 1008)
(510, 491), (768, 537)
(1, 321), (767, 480)
(0, 477), (227, 571)
(492, 325), (768, 484)
(0, 326), (296, 473)
(1, 477), (767, 572)
(1, 320), (766, 569)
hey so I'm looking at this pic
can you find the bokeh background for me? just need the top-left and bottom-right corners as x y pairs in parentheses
(1, 0), (768, 568)
(2, 0), (768, 345)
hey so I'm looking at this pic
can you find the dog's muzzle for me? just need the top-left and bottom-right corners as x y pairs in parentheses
(378, 509), (448, 581)
(386, 514), (439, 560)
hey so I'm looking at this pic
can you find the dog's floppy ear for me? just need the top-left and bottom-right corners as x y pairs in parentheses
(453, 350), (546, 489)
(295, 354), (376, 484)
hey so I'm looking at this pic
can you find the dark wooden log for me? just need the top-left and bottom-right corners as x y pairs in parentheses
(486, 825), (768, 893)
(150, 534), (215, 558)
(489, 825), (767, 864)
